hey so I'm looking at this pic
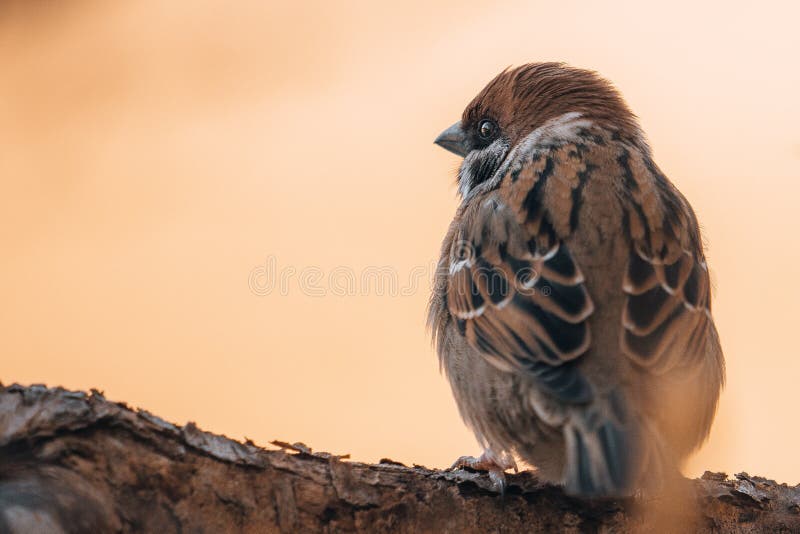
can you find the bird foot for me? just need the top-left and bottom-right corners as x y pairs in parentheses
(450, 450), (517, 494)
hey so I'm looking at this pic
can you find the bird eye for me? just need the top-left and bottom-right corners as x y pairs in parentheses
(478, 119), (497, 140)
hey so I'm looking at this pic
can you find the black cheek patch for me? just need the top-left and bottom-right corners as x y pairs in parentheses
(468, 150), (503, 187)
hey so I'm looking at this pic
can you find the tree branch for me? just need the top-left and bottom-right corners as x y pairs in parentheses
(0, 384), (797, 533)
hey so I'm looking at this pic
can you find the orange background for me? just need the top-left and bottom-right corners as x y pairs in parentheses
(2, 1), (799, 483)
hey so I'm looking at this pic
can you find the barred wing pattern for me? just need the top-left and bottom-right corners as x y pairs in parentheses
(445, 149), (595, 404)
(617, 148), (713, 375)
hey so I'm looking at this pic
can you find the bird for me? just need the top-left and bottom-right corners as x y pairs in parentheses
(428, 63), (724, 498)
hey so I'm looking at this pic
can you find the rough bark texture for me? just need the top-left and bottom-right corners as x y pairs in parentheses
(0, 384), (798, 533)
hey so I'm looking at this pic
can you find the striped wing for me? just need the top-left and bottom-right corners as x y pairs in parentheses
(446, 155), (595, 403)
(618, 148), (713, 375)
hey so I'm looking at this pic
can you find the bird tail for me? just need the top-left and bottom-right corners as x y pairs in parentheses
(562, 390), (667, 498)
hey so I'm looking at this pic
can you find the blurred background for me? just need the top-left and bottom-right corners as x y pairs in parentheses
(1, 0), (798, 483)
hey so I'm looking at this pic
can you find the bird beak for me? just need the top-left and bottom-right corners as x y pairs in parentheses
(434, 121), (469, 158)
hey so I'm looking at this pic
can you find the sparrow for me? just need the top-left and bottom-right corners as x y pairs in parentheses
(429, 63), (724, 497)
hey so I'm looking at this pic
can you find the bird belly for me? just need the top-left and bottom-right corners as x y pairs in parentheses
(441, 326), (567, 482)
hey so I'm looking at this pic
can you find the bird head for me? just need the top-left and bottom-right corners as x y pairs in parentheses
(435, 63), (642, 197)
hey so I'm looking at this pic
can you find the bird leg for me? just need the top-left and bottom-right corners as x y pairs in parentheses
(450, 449), (517, 494)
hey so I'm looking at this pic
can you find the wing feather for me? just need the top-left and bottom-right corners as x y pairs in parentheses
(444, 146), (595, 403)
(619, 150), (713, 375)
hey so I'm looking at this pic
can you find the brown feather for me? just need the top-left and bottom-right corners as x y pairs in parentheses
(429, 63), (724, 497)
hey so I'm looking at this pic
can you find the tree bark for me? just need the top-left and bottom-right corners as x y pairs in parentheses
(0, 384), (797, 533)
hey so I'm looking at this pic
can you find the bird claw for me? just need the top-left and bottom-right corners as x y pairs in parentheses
(450, 451), (517, 494)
